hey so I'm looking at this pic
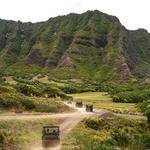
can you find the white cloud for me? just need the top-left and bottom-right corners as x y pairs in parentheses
(0, 0), (150, 32)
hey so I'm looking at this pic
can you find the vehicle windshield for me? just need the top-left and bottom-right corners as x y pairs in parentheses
(43, 127), (59, 134)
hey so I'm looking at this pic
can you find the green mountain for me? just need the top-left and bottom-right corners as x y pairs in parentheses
(0, 10), (150, 81)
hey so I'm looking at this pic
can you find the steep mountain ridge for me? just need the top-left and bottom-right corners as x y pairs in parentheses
(0, 10), (150, 81)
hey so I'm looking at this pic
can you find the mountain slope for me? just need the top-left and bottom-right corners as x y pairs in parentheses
(0, 10), (150, 81)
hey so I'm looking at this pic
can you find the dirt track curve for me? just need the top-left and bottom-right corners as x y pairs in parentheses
(29, 103), (93, 150)
(0, 103), (146, 150)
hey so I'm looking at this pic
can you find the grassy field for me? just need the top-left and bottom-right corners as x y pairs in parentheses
(0, 118), (58, 150)
(62, 116), (150, 150)
(69, 92), (141, 115)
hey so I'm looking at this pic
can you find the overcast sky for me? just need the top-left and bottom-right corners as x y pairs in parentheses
(0, 0), (150, 32)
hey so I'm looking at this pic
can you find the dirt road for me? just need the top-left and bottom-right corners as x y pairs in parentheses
(0, 103), (146, 150)
(28, 103), (93, 150)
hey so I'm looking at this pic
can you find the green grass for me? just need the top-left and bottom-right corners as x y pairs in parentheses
(32, 74), (50, 84)
(62, 117), (150, 150)
(3, 76), (17, 84)
(0, 118), (58, 150)
(69, 92), (141, 115)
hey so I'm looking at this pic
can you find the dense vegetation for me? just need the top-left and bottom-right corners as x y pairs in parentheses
(0, 80), (72, 113)
(0, 10), (150, 115)
(112, 89), (150, 103)
(0, 10), (150, 150)
(0, 10), (150, 81)
(62, 116), (150, 150)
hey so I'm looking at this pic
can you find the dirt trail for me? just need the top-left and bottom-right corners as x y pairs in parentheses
(93, 109), (146, 119)
(28, 103), (93, 150)
(0, 103), (146, 150)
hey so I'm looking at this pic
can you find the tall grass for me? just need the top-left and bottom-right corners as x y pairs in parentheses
(0, 118), (58, 150)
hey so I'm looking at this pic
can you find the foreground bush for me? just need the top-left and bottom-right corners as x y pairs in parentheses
(62, 117), (150, 150)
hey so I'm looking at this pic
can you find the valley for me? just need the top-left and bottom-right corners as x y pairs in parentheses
(0, 10), (150, 150)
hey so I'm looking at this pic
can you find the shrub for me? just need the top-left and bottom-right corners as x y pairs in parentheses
(0, 93), (35, 110)
(113, 89), (150, 103)
(0, 94), (21, 109)
(14, 80), (68, 99)
(85, 117), (101, 130)
(137, 100), (150, 112)
(44, 86), (66, 98)
(111, 130), (129, 147)
(0, 129), (17, 150)
(15, 83), (41, 96)
(35, 104), (56, 112)
(144, 135), (150, 148)
(20, 98), (35, 110)
(0, 85), (17, 94)
(60, 85), (81, 94)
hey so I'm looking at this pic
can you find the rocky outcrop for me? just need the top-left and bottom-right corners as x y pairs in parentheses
(26, 49), (47, 67)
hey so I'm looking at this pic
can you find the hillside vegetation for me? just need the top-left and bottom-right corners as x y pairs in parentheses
(0, 79), (72, 113)
(0, 10), (150, 114)
(0, 10), (150, 81)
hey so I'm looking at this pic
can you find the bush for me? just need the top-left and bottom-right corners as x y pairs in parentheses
(137, 100), (150, 112)
(63, 117), (150, 150)
(44, 86), (67, 98)
(144, 135), (150, 147)
(111, 130), (129, 147)
(0, 94), (21, 109)
(35, 104), (56, 112)
(59, 83), (95, 94)
(60, 85), (81, 94)
(113, 89), (150, 103)
(15, 83), (41, 96)
(85, 117), (101, 130)
(0, 93), (35, 110)
(20, 98), (35, 110)
(0, 129), (17, 150)
(14, 80), (68, 99)
(0, 85), (17, 94)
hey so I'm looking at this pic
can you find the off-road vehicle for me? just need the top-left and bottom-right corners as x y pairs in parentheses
(75, 101), (83, 107)
(42, 125), (60, 147)
(86, 104), (93, 112)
